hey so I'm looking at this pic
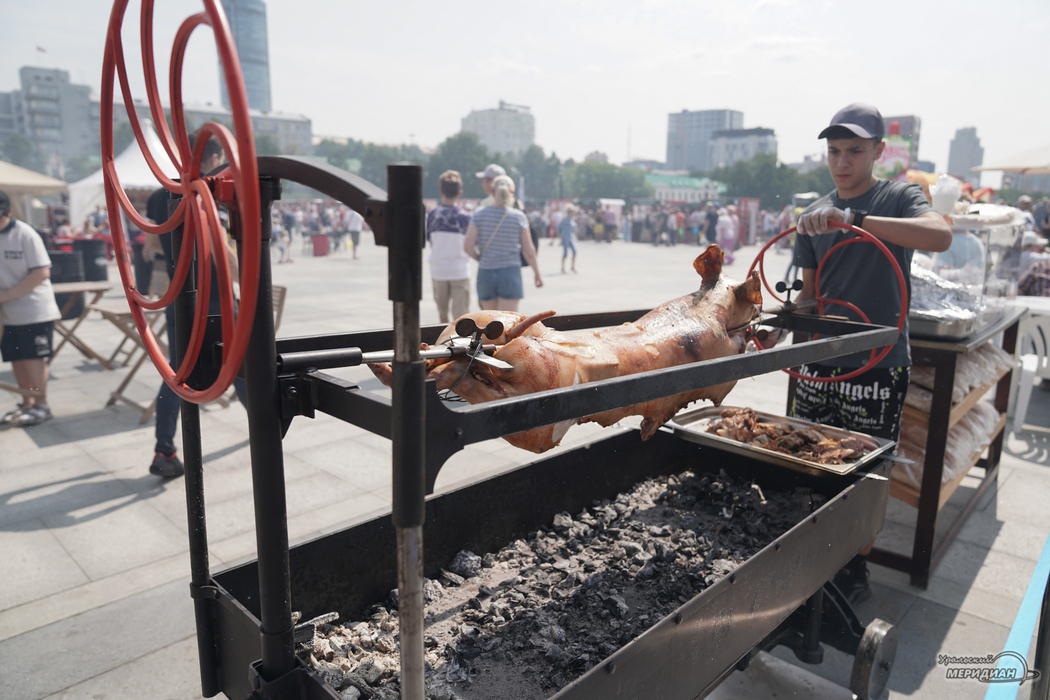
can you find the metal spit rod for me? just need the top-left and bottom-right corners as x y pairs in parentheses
(726, 299), (819, 335)
(276, 343), (509, 373)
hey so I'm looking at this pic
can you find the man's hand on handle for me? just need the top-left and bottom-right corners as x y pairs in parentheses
(796, 206), (852, 236)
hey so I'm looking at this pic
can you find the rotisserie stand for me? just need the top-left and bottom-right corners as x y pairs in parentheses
(164, 158), (902, 700)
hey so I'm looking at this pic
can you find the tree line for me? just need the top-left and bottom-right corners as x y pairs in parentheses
(693, 153), (835, 210)
(315, 132), (654, 202)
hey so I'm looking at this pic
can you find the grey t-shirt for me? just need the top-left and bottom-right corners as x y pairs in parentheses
(792, 180), (933, 368)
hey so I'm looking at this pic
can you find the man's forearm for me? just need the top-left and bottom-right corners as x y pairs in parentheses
(860, 211), (951, 253)
(0, 267), (49, 303)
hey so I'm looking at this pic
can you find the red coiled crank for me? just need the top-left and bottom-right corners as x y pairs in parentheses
(100, 0), (260, 403)
(747, 222), (908, 383)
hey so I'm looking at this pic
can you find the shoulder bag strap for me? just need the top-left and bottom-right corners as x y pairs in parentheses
(478, 209), (511, 261)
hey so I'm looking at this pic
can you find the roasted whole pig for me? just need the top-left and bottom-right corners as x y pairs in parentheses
(371, 245), (762, 452)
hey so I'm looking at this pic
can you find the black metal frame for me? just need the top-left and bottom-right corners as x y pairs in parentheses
(170, 157), (901, 700)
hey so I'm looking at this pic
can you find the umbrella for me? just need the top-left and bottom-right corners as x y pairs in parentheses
(971, 143), (1050, 174)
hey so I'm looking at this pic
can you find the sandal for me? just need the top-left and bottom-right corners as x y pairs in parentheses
(1, 405), (28, 425)
(15, 405), (52, 427)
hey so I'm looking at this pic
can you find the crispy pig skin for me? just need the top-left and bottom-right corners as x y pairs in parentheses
(369, 245), (762, 453)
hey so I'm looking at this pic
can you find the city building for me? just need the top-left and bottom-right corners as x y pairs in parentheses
(947, 127), (983, 186)
(584, 151), (608, 163)
(666, 109), (743, 172)
(218, 0), (272, 113)
(913, 160), (936, 174)
(1003, 173), (1050, 194)
(882, 115), (921, 167)
(708, 128), (777, 169)
(0, 67), (93, 177)
(97, 98), (313, 156)
(645, 173), (726, 204)
(461, 101), (535, 156)
(623, 159), (664, 172)
(788, 154), (827, 175)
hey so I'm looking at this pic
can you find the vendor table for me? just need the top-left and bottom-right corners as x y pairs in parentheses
(48, 281), (114, 367)
(868, 307), (1024, 588)
(1013, 295), (1050, 317)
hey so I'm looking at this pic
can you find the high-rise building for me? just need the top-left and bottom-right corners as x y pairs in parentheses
(97, 98), (312, 156)
(947, 127), (984, 186)
(666, 109), (743, 172)
(219, 0), (272, 113)
(0, 67), (92, 177)
(882, 115), (921, 167)
(461, 101), (535, 156)
(708, 128), (777, 169)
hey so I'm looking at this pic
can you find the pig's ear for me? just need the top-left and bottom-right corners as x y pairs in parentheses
(693, 245), (724, 286)
(734, 271), (763, 305)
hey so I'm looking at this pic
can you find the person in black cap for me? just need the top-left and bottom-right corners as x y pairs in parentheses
(789, 103), (952, 602)
(0, 189), (62, 426)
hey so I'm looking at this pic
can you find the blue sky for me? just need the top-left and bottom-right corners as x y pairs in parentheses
(2, 0), (1048, 184)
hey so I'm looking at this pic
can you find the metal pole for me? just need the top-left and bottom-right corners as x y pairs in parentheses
(387, 164), (426, 700)
(171, 195), (220, 697)
(241, 177), (297, 681)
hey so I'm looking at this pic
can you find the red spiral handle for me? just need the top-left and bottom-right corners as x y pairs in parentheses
(747, 222), (908, 383)
(100, 0), (260, 403)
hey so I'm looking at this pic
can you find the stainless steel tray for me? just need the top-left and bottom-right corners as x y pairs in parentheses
(670, 405), (896, 477)
(908, 313), (979, 340)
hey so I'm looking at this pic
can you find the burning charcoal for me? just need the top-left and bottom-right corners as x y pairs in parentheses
(294, 624), (316, 646)
(448, 550), (483, 579)
(423, 579), (445, 603)
(479, 635), (503, 653)
(374, 636), (396, 654)
(552, 512), (574, 532)
(440, 569), (465, 587)
(446, 654), (468, 684)
(355, 658), (383, 685)
(456, 643), (482, 660)
(427, 682), (460, 700)
(620, 541), (642, 557)
(636, 562), (657, 580)
(605, 595), (630, 619)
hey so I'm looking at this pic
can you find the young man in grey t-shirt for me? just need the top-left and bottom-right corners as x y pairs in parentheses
(789, 104), (952, 602)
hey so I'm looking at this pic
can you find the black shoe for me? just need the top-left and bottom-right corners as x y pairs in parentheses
(833, 555), (871, 605)
(150, 451), (185, 478)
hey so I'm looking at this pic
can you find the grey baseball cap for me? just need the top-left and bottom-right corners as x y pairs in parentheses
(818, 103), (885, 141)
(475, 164), (507, 179)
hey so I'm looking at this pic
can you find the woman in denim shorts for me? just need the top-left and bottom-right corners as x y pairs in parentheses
(464, 176), (543, 312)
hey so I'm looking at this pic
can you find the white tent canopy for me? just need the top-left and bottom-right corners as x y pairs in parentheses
(69, 120), (178, 226)
(0, 160), (68, 222)
(971, 143), (1050, 175)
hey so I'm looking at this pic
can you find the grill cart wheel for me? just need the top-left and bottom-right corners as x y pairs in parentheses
(850, 617), (898, 700)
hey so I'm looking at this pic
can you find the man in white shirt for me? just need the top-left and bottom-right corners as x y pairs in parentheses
(0, 190), (62, 426)
(427, 171), (472, 322)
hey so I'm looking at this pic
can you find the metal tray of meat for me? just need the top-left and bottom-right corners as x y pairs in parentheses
(908, 313), (980, 340)
(669, 405), (896, 477)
